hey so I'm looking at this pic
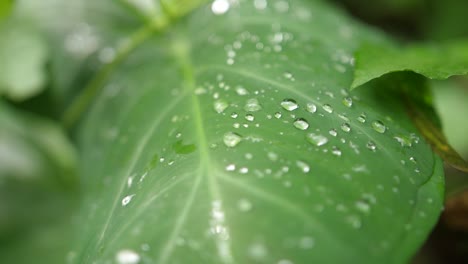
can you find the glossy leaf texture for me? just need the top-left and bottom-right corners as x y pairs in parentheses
(71, 1), (444, 263)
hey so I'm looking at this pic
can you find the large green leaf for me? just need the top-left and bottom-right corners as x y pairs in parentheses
(67, 0), (444, 263)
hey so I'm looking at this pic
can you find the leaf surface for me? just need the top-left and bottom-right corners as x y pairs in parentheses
(67, 1), (445, 263)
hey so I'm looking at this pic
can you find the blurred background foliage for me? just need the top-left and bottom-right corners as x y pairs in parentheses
(0, 0), (467, 263)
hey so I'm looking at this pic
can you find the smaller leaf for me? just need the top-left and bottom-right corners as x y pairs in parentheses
(351, 39), (468, 89)
(0, 20), (48, 101)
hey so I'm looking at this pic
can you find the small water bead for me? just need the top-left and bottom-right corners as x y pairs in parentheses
(296, 160), (310, 173)
(346, 215), (362, 229)
(306, 103), (317, 113)
(278, 259), (294, 264)
(357, 114), (366, 123)
(121, 194), (135, 206)
(239, 167), (249, 174)
(233, 123), (240, 128)
(245, 114), (255, 121)
(116, 249), (140, 264)
(355, 201), (371, 214)
(248, 242), (268, 260)
(225, 164), (236, 171)
(329, 129), (337, 137)
(267, 152), (278, 161)
(342, 97), (353, 107)
(235, 86), (248, 95)
(283, 72), (295, 81)
(340, 123), (351, 132)
(211, 0), (230, 15)
(306, 133), (328, 146)
(331, 146), (342, 156)
(237, 199), (252, 212)
(244, 98), (262, 112)
(274, 112), (282, 118)
(231, 112), (238, 118)
(366, 141), (376, 151)
(394, 135), (412, 147)
(223, 132), (242, 147)
(372, 120), (386, 133)
(293, 118), (309, 130)
(214, 99), (228, 113)
(254, 0), (267, 10)
(280, 99), (298, 111)
(322, 104), (333, 113)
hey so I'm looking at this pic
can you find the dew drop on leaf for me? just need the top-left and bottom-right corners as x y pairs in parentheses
(121, 194), (135, 206)
(331, 146), (342, 156)
(372, 120), (386, 133)
(296, 160), (310, 173)
(394, 135), (412, 147)
(245, 114), (255, 121)
(357, 113), (366, 123)
(322, 104), (333, 113)
(274, 112), (282, 118)
(366, 141), (377, 151)
(306, 102), (317, 113)
(211, 0), (230, 15)
(340, 123), (351, 132)
(214, 99), (228, 113)
(293, 118), (309, 130)
(306, 133), (328, 146)
(223, 132), (242, 147)
(346, 215), (362, 229)
(355, 200), (371, 214)
(235, 86), (248, 95)
(231, 112), (238, 118)
(280, 99), (298, 111)
(329, 129), (337, 137)
(245, 98), (262, 112)
(225, 164), (236, 171)
(116, 249), (140, 264)
(342, 97), (353, 107)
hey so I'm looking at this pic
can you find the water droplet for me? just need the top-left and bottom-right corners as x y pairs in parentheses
(283, 72), (294, 80)
(245, 114), (255, 121)
(121, 194), (135, 206)
(394, 135), (412, 147)
(223, 132), (242, 147)
(355, 201), (370, 213)
(245, 98), (262, 112)
(231, 112), (238, 118)
(306, 103), (317, 113)
(346, 215), (362, 229)
(296, 160), (310, 173)
(322, 104), (333, 113)
(267, 152), (278, 161)
(340, 123), (351, 132)
(357, 114), (366, 123)
(225, 164), (236, 171)
(237, 199), (252, 212)
(366, 141), (376, 151)
(331, 146), (342, 156)
(211, 0), (230, 15)
(236, 86), (248, 95)
(306, 133), (328, 146)
(372, 120), (386, 133)
(280, 99), (298, 111)
(278, 259), (294, 264)
(329, 129), (337, 137)
(342, 97), (353, 107)
(299, 236), (315, 249)
(214, 99), (228, 113)
(116, 249), (140, 264)
(239, 167), (249, 174)
(293, 118), (309, 130)
(254, 0), (267, 10)
(274, 112), (282, 118)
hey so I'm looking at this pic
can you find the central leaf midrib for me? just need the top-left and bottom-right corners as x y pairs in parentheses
(170, 36), (234, 263)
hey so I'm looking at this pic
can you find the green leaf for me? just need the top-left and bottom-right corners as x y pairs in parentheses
(0, 20), (49, 101)
(351, 39), (468, 89)
(0, 0), (12, 20)
(66, 1), (444, 263)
